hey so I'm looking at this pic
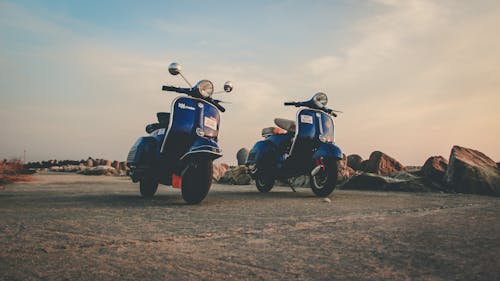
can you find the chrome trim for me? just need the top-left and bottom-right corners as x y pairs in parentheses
(180, 150), (223, 160)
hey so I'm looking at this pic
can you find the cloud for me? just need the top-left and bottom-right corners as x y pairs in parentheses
(303, 0), (500, 163)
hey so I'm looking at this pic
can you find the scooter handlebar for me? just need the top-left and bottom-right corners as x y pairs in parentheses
(162, 85), (190, 94)
(284, 102), (299, 106)
(325, 108), (337, 117)
(212, 100), (226, 113)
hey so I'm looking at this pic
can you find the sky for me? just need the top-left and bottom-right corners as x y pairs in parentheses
(1, 0), (499, 165)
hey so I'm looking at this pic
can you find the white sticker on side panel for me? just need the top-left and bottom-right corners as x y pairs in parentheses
(204, 117), (218, 130)
(157, 128), (166, 135)
(300, 114), (313, 124)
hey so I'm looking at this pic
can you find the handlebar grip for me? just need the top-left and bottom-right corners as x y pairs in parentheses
(325, 108), (337, 117)
(212, 101), (226, 112)
(284, 102), (296, 106)
(162, 85), (191, 94)
(162, 85), (178, 92)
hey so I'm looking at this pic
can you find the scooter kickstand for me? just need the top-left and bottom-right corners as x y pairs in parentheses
(288, 180), (297, 192)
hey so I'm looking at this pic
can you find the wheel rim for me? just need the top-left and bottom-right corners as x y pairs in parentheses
(312, 167), (328, 189)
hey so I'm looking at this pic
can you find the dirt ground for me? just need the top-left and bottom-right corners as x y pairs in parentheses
(0, 173), (499, 281)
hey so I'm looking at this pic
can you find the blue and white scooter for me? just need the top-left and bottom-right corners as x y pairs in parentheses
(127, 63), (234, 204)
(246, 93), (342, 197)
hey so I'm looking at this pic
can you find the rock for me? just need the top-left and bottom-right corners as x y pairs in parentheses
(342, 173), (395, 190)
(119, 161), (128, 171)
(236, 148), (249, 166)
(362, 151), (405, 176)
(219, 166), (252, 185)
(347, 154), (363, 171)
(323, 198), (331, 203)
(444, 146), (500, 196)
(421, 156), (448, 183)
(342, 172), (436, 192)
(213, 163), (230, 181)
(78, 165), (117, 176)
(337, 154), (355, 183)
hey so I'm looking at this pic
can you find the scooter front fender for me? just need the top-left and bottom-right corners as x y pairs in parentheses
(180, 136), (222, 161)
(313, 142), (343, 160)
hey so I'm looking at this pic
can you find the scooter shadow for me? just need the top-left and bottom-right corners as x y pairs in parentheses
(40, 193), (189, 208)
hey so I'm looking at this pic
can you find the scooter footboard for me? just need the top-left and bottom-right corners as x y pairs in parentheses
(312, 143), (342, 160)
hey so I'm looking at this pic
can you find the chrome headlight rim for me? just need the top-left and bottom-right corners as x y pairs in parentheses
(312, 92), (328, 108)
(196, 80), (214, 98)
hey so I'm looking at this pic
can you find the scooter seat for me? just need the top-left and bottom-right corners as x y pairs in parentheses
(261, 127), (287, 137)
(145, 112), (171, 134)
(274, 118), (296, 133)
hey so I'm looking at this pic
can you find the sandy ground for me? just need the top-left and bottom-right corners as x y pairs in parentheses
(0, 173), (499, 281)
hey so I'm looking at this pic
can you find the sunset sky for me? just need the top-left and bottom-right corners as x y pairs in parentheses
(1, 0), (499, 165)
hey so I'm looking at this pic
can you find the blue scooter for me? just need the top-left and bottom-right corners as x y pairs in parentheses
(126, 63), (234, 204)
(246, 93), (342, 197)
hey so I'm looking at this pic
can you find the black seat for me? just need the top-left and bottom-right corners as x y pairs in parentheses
(157, 112), (170, 124)
(145, 112), (171, 133)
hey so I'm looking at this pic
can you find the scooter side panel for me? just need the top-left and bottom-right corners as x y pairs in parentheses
(246, 140), (275, 167)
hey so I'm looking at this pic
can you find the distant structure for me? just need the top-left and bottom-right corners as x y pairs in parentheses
(236, 148), (249, 166)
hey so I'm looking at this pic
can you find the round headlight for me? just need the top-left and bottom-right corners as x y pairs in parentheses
(312, 92), (328, 108)
(196, 80), (214, 98)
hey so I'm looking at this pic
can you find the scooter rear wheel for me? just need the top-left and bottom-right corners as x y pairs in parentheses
(310, 159), (339, 197)
(255, 172), (275, 193)
(140, 176), (159, 198)
(181, 159), (213, 204)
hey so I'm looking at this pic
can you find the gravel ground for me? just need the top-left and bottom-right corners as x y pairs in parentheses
(1, 173), (499, 280)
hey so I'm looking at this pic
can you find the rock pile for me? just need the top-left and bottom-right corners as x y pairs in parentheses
(25, 157), (129, 176)
(218, 166), (252, 185)
(341, 146), (499, 196)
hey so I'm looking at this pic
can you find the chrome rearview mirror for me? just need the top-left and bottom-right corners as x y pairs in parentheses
(168, 62), (182, 75)
(223, 81), (234, 93)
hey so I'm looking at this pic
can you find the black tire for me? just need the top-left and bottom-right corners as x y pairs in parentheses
(255, 172), (275, 193)
(181, 159), (213, 204)
(140, 176), (159, 198)
(310, 159), (339, 197)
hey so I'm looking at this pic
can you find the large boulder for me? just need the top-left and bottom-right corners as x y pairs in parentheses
(212, 163), (230, 181)
(362, 151), (405, 176)
(219, 166), (252, 185)
(342, 173), (395, 190)
(346, 154), (363, 171)
(236, 148), (249, 166)
(421, 156), (448, 183)
(342, 172), (435, 192)
(444, 146), (500, 196)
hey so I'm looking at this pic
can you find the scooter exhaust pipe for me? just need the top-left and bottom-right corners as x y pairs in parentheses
(311, 165), (324, 176)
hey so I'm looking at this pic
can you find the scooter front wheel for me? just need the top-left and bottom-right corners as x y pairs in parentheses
(140, 176), (159, 198)
(255, 172), (275, 193)
(181, 159), (213, 204)
(310, 159), (339, 197)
